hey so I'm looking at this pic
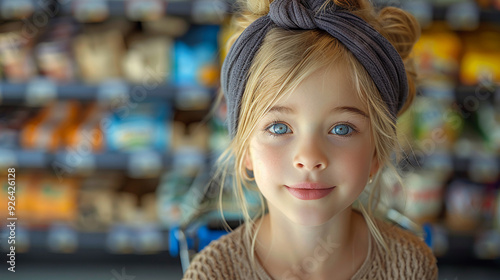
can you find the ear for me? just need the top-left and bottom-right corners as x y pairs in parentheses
(244, 149), (253, 171)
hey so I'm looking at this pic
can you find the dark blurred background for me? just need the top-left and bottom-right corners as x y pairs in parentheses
(0, 0), (499, 279)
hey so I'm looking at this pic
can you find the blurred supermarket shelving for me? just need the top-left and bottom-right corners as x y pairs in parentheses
(0, 0), (499, 279)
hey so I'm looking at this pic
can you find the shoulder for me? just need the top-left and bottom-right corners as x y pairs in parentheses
(182, 225), (254, 280)
(371, 219), (439, 280)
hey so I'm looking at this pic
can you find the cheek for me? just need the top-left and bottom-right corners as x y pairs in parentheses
(250, 140), (288, 183)
(333, 141), (374, 182)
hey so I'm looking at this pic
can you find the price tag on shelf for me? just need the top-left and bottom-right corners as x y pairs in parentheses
(25, 78), (57, 107)
(192, 0), (228, 24)
(97, 79), (129, 105)
(127, 150), (162, 178)
(1, 224), (29, 253)
(401, 1), (433, 29)
(73, 0), (109, 23)
(1, 0), (34, 19)
(133, 223), (163, 254)
(446, 2), (479, 30)
(126, 0), (164, 21)
(106, 224), (134, 254)
(73, 154), (96, 175)
(0, 149), (17, 168)
(47, 223), (78, 253)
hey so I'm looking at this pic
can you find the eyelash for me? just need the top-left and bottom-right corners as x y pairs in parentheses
(263, 120), (359, 138)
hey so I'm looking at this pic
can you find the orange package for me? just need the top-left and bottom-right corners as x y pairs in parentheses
(21, 101), (81, 152)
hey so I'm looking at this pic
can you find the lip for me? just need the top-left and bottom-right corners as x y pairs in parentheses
(288, 182), (333, 190)
(285, 183), (335, 200)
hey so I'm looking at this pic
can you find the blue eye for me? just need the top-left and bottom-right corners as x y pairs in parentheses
(267, 123), (291, 135)
(331, 124), (353, 136)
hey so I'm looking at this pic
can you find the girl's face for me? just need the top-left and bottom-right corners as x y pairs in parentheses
(245, 64), (379, 226)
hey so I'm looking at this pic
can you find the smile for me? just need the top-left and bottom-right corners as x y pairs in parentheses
(285, 186), (335, 200)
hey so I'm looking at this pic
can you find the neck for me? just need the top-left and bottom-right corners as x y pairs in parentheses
(254, 206), (366, 279)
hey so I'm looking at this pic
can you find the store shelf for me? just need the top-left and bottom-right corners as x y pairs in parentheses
(436, 231), (500, 266)
(3, 0), (500, 24)
(4, 147), (498, 175)
(58, 0), (230, 22)
(0, 149), (48, 168)
(433, 5), (500, 23)
(455, 85), (499, 103)
(0, 148), (173, 172)
(59, 0), (188, 17)
(21, 228), (169, 253)
(400, 153), (500, 174)
(2, 81), (493, 105)
(0, 0), (52, 20)
(0, 81), (180, 104)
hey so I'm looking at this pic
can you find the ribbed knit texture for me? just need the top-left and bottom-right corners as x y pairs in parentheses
(182, 219), (438, 280)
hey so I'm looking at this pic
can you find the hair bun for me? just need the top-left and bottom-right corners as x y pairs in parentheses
(378, 7), (421, 60)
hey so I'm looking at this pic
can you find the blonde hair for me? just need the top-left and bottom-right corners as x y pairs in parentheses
(212, 0), (420, 270)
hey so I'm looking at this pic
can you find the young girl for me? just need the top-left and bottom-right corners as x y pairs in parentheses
(183, 0), (438, 279)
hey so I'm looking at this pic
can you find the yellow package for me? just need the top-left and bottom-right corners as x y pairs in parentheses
(413, 26), (461, 83)
(33, 174), (79, 225)
(461, 31), (500, 85)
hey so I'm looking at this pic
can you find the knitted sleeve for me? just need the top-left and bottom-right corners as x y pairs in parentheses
(369, 222), (439, 280)
(182, 238), (237, 280)
(182, 227), (260, 280)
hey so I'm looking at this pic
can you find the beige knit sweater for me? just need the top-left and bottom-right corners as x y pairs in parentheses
(182, 218), (438, 279)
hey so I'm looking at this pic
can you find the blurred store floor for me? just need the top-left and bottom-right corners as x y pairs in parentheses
(0, 252), (184, 280)
(439, 264), (500, 280)
(1, 254), (499, 280)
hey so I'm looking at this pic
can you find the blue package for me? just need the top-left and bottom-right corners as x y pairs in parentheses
(171, 25), (220, 88)
(104, 102), (171, 152)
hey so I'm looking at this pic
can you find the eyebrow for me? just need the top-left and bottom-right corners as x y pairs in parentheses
(268, 105), (369, 118)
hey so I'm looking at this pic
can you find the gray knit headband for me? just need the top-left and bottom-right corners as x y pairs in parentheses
(221, 0), (408, 138)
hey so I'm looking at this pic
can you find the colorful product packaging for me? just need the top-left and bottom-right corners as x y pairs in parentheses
(0, 24), (37, 82)
(76, 171), (122, 232)
(21, 101), (81, 152)
(123, 35), (172, 85)
(73, 29), (125, 84)
(461, 31), (500, 85)
(413, 26), (461, 84)
(66, 102), (107, 153)
(445, 179), (485, 232)
(104, 102), (171, 152)
(402, 171), (446, 224)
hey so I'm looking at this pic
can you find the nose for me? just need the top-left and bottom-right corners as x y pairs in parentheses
(293, 138), (328, 171)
